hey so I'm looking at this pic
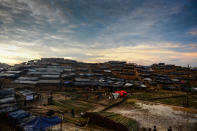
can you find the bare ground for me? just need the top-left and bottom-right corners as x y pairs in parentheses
(107, 100), (197, 131)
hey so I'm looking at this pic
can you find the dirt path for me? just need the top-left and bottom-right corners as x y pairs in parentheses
(107, 101), (197, 131)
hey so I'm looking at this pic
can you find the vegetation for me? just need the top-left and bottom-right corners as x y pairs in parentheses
(157, 95), (197, 109)
(98, 112), (139, 131)
(129, 90), (197, 109)
(63, 115), (88, 126)
(130, 90), (185, 100)
(52, 99), (94, 113)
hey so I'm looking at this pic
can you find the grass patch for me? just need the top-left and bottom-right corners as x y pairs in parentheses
(130, 90), (184, 100)
(52, 99), (94, 113)
(156, 97), (184, 107)
(98, 112), (139, 131)
(129, 91), (197, 109)
(122, 99), (141, 109)
(63, 115), (88, 126)
(157, 95), (197, 109)
(188, 95), (197, 109)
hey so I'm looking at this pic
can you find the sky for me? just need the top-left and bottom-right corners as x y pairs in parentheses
(0, 0), (197, 66)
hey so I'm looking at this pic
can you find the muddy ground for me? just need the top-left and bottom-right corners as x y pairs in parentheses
(107, 100), (197, 131)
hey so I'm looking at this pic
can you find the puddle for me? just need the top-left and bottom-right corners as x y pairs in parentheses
(108, 102), (197, 131)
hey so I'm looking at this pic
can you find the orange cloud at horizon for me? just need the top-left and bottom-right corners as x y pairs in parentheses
(183, 52), (197, 57)
(0, 42), (197, 66)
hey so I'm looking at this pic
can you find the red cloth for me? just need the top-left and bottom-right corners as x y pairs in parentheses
(115, 90), (127, 97)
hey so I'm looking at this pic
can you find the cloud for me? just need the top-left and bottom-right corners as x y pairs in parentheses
(83, 42), (197, 66)
(0, 0), (197, 66)
(183, 52), (197, 57)
(0, 38), (197, 66)
(14, 0), (68, 24)
(188, 30), (197, 36)
(0, 41), (41, 64)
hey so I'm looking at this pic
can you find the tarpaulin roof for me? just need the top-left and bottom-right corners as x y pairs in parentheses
(139, 84), (147, 88)
(0, 97), (15, 105)
(20, 115), (37, 127)
(8, 109), (30, 120)
(23, 116), (61, 131)
(124, 83), (134, 87)
(0, 105), (18, 114)
(18, 89), (34, 96)
(0, 88), (14, 99)
(115, 90), (127, 97)
(0, 103), (17, 109)
(64, 81), (72, 84)
(0, 88), (17, 114)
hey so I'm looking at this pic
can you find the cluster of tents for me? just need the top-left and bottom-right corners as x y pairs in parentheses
(0, 88), (61, 131)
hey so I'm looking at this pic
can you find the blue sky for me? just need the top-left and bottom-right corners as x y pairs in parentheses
(0, 0), (197, 66)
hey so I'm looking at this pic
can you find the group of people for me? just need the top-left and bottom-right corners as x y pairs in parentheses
(143, 126), (173, 131)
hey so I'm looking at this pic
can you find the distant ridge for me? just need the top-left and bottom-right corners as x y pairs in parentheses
(0, 63), (10, 68)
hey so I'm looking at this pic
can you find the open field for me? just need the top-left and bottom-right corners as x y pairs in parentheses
(107, 99), (197, 131)
(129, 90), (197, 109)
(97, 112), (139, 131)
(52, 99), (94, 113)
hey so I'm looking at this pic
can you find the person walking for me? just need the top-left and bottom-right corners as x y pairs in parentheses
(168, 126), (172, 131)
(71, 108), (75, 117)
(153, 126), (157, 131)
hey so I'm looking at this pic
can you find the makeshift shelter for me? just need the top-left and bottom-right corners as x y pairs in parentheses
(8, 109), (30, 125)
(0, 88), (15, 98)
(0, 88), (18, 114)
(23, 116), (61, 131)
(0, 97), (15, 105)
(112, 93), (119, 99)
(64, 81), (72, 86)
(124, 83), (134, 88)
(115, 90), (127, 97)
(0, 103), (17, 109)
(137, 84), (147, 89)
(0, 88), (61, 131)
(143, 78), (152, 82)
(113, 81), (124, 88)
(18, 89), (36, 101)
(0, 105), (18, 114)
(19, 115), (37, 127)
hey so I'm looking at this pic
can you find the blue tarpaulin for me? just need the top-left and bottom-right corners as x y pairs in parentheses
(64, 81), (72, 84)
(0, 105), (18, 114)
(23, 116), (61, 131)
(8, 109), (30, 120)
(0, 88), (14, 98)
